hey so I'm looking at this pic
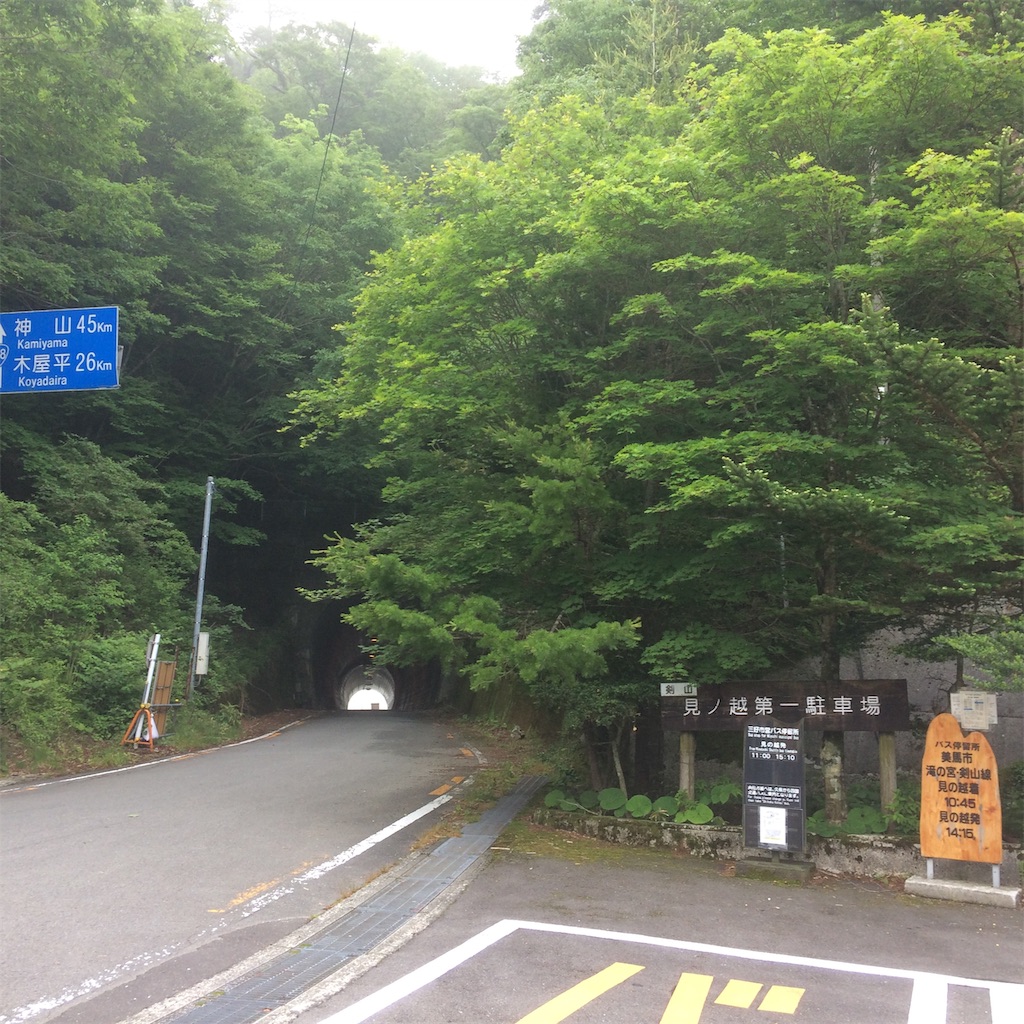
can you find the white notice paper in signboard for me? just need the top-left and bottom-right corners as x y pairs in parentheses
(759, 805), (787, 847)
(950, 690), (998, 731)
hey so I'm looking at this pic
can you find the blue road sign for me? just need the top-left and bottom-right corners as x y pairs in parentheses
(0, 306), (119, 394)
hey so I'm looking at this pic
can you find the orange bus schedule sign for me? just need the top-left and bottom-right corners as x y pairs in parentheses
(919, 713), (1002, 864)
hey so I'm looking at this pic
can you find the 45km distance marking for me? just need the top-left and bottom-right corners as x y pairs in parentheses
(0, 306), (120, 394)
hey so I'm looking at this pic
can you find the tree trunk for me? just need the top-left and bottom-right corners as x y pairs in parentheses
(820, 731), (847, 823)
(819, 529), (848, 823)
(678, 732), (696, 801)
(583, 724), (604, 791)
(611, 720), (629, 798)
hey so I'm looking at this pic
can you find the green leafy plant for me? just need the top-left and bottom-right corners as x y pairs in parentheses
(806, 804), (889, 837)
(650, 795), (680, 819)
(805, 809), (843, 837)
(543, 776), (742, 825)
(674, 779), (741, 825)
(599, 787), (629, 815)
(695, 780), (742, 807)
(674, 798), (715, 824)
(844, 805), (888, 834)
(883, 787), (921, 836)
(625, 794), (653, 818)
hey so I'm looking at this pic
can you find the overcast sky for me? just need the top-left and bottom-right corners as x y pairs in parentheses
(226, 0), (541, 79)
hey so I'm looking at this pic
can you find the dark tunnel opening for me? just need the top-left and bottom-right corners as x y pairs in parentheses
(309, 607), (443, 712)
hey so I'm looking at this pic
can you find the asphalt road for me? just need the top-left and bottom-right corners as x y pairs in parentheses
(0, 713), (474, 1024)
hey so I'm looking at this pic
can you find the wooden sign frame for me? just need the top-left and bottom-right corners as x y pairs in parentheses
(662, 679), (910, 732)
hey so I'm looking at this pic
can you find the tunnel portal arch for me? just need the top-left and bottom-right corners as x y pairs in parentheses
(336, 664), (396, 711)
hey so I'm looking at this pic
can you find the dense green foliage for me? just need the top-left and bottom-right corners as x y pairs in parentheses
(296, 10), (1022, 795)
(2, 1), (1020, 785)
(0, 0), (499, 762)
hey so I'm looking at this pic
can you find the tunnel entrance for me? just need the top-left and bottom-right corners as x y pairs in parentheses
(309, 607), (445, 712)
(336, 664), (396, 711)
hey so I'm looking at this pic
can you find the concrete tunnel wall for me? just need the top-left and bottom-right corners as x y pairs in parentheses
(308, 609), (444, 712)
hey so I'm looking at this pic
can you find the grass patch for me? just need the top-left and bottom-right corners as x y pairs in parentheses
(160, 705), (242, 751)
(0, 728), (136, 777)
(493, 818), (691, 870)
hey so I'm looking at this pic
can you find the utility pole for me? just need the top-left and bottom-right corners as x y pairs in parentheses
(187, 476), (215, 701)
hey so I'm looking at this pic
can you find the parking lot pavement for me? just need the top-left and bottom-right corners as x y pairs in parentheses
(283, 835), (1024, 1024)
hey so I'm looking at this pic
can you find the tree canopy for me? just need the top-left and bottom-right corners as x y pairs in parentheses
(2, 0), (1020, 789)
(295, 13), (1022, 796)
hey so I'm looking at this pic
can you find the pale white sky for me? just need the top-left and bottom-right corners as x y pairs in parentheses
(227, 0), (542, 79)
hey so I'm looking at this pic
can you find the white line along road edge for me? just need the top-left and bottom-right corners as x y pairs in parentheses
(0, 792), (456, 1024)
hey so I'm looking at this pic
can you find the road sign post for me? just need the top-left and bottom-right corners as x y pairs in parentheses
(0, 306), (119, 393)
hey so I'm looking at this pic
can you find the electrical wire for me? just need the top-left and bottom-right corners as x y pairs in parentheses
(273, 23), (357, 322)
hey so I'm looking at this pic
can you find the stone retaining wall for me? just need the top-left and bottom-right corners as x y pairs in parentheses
(533, 809), (1022, 886)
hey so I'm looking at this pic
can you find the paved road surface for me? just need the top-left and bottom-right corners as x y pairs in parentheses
(0, 713), (473, 1024)
(291, 847), (1023, 1024)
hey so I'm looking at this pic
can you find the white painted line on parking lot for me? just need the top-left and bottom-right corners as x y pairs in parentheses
(906, 974), (945, 1024)
(319, 919), (520, 1023)
(317, 919), (1023, 1024)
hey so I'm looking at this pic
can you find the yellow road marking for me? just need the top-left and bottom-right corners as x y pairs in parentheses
(430, 775), (467, 796)
(660, 972), (714, 1024)
(759, 985), (804, 1014)
(716, 979), (763, 1008)
(208, 877), (282, 913)
(515, 962), (644, 1023)
(207, 860), (316, 913)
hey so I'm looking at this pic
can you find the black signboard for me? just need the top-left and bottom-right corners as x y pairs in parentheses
(743, 719), (805, 853)
(662, 678), (909, 732)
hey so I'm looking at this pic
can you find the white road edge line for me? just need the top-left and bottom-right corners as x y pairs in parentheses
(316, 919), (1024, 1024)
(0, 790), (456, 1024)
(0, 720), (310, 793)
(239, 791), (455, 915)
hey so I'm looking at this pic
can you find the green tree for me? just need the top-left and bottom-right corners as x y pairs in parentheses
(230, 21), (504, 173)
(0, 0), (166, 312)
(940, 618), (1024, 693)
(1, 0), (404, 750)
(296, 17), (1021, 806)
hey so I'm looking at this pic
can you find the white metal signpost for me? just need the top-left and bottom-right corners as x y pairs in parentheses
(0, 306), (119, 393)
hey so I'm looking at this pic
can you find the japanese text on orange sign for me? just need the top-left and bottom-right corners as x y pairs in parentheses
(919, 713), (1001, 864)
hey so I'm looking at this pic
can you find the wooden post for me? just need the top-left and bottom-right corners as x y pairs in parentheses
(879, 732), (897, 814)
(679, 732), (696, 800)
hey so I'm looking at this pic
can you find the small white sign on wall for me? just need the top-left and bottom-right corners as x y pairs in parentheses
(759, 805), (788, 847)
(949, 690), (997, 731)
